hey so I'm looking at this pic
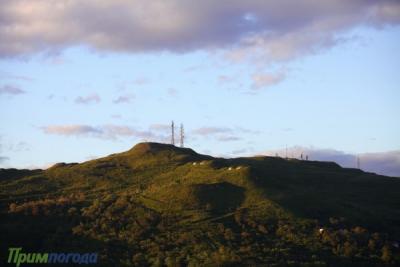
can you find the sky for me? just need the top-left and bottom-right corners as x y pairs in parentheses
(0, 0), (399, 176)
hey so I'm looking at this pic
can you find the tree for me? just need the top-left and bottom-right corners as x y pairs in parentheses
(9, 203), (17, 213)
(132, 253), (146, 266)
(381, 245), (392, 263)
(343, 241), (355, 257)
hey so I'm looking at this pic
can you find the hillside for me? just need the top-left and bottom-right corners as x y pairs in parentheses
(1, 142), (399, 266)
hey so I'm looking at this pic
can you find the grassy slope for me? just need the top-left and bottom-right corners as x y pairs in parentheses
(1, 142), (399, 266)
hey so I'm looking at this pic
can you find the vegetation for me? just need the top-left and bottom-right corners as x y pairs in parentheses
(1, 142), (399, 266)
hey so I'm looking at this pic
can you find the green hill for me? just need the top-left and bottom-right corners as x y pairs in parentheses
(1, 142), (399, 266)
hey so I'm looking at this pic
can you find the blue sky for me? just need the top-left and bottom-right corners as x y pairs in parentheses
(0, 1), (399, 176)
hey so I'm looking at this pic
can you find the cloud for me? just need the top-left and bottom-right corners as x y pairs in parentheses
(358, 151), (400, 178)
(0, 71), (34, 81)
(0, 0), (399, 60)
(0, 84), (26, 95)
(251, 71), (286, 90)
(192, 127), (233, 136)
(11, 75), (33, 81)
(235, 127), (261, 135)
(149, 123), (171, 132)
(75, 93), (101, 104)
(218, 75), (235, 84)
(101, 125), (154, 140)
(111, 114), (122, 119)
(192, 126), (254, 142)
(133, 77), (150, 85)
(41, 124), (162, 141)
(260, 146), (400, 177)
(191, 126), (259, 140)
(167, 88), (178, 98)
(113, 94), (135, 104)
(217, 136), (241, 142)
(0, 156), (10, 163)
(42, 125), (102, 136)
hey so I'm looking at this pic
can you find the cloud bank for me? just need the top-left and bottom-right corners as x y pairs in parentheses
(41, 124), (254, 143)
(261, 146), (400, 177)
(41, 124), (166, 141)
(1, 0), (399, 60)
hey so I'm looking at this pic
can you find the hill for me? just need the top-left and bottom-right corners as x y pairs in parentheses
(1, 142), (399, 266)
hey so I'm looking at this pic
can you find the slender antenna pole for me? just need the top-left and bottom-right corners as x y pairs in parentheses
(171, 121), (175, 145)
(180, 123), (184, 148)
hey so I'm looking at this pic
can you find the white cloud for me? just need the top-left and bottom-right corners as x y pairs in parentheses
(42, 125), (102, 136)
(0, 0), (399, 61)
(41, 124), (167, 141)
(149, 124), (170, 132)
(251, 71), (286, 90)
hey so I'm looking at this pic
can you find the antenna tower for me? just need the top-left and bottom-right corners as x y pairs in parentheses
(180, 124), (184, 147)
(171, 121), (175, 145)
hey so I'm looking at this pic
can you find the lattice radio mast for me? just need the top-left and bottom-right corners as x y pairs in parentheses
(180, 123), (184, 147)
(171, 120), (175, 145)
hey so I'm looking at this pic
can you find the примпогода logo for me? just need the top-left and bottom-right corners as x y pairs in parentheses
(7, 247), (98, 266)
